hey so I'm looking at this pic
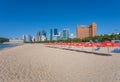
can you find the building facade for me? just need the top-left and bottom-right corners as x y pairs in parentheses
(54, 28), (58, 35)
(23, 35), (32, 42)
(76, 22), (97, 39)
(50, 29), (53, 40)
(36, 30), (47, 41)
(60, 28), (70, 40)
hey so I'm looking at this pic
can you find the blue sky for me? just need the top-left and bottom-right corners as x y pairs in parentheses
(0, 0), (120, 38)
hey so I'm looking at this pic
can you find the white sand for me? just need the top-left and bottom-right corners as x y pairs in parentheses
(0, 44), (120, 82)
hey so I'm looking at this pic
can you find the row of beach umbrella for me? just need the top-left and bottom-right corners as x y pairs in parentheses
(44, 41), (120, 54)
(45, 41), (120, 47)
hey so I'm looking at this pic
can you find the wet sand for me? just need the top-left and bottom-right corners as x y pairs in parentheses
(0, 44), (120, 82)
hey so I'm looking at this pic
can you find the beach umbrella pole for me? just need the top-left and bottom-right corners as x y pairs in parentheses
(92, 47), (94, 54)
(108, 47), (110, 54)
(82, 46), (84, 51)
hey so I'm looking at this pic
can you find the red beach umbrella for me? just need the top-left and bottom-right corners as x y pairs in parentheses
(95, 43), (101, 47)
(74, 42), (79, 46)
(73, 42), (78, 46)
(84, 42), (97, 53)
(64, 42), (68, 46)
(102, 41), (116, 47)
(77, 42), (85, 50)
(102, 41), (116, 54)
(56, 43), (60, 46)
(70, 42), (74, 46)
(63, 42), (66, 46)
(60, 42), (63, 46)
(119, 44), (120, 47)
(68, 42), (71, 46)
(85, 42), (96, 47)
(77, 42), (85, 46)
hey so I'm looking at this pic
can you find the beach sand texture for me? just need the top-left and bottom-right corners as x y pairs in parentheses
(0, 44), (120, 82)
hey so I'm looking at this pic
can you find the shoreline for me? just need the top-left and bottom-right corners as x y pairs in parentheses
(0, 43), (24, 50)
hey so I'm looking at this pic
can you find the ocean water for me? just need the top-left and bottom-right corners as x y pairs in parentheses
(0, 44), (20, 50)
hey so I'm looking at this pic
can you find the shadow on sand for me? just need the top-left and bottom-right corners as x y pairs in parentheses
(47, 46), (112, 56)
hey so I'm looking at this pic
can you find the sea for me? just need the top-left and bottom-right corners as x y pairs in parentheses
(0, 43), (22, 50)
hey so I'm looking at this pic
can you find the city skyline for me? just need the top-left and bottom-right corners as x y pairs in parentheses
(0, 0), (120, 38)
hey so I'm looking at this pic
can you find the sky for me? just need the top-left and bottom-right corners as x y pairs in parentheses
(0, 0), (120, 38)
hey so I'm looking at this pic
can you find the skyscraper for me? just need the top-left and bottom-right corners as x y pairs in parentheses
(50, 29), (53, 40)
(54, 28), (58, 35)
(41, 30), (46, 37)
(52, 28), (60, 41)
(23, 35), (32, 42)
(60, 28), (70, 40)
(36, 29), (47, 41)
(37, 30), (46, 37)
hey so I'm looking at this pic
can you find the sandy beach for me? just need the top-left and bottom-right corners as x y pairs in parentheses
(0, 44), (120, 82)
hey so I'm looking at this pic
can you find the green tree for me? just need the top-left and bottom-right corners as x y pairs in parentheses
(0, 37), (9, 43)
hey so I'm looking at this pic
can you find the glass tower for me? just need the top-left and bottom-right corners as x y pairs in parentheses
(60, 28), (69, 40)
(50, 29), (53, 40)
(54, 28), (58, 35)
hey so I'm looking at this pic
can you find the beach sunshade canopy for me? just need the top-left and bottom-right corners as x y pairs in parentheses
(96, 43), (101, 47)
(102, 41), (116, 47)
(114, 43), (120, 47)
(84, 42), (96, 47)
(78, 42), (85, 46)
(73, 42), (78, 46)
(66, 42), (71, 46)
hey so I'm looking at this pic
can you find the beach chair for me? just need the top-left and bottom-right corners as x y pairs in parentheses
(94, 47), (101, 51)
(112, 48), (120, 53)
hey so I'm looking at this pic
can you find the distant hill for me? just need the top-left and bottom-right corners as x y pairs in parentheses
(0, 37), (9, 43)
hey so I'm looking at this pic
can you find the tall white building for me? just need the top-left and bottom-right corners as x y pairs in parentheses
(36, 30), (47, 42)
(41, 35), (46, 41)
(60, 28), (70, 40)
(23, 35), (32, 43)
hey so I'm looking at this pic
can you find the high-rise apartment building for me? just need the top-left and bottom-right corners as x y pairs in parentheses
(50, 29), (53, 40)
(60, 28), (70, 40)
(23, 35), (32, 42)
(36, 30), (47, 41)
(76, 22), (97, 39)
(54, 28), (58, 35)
